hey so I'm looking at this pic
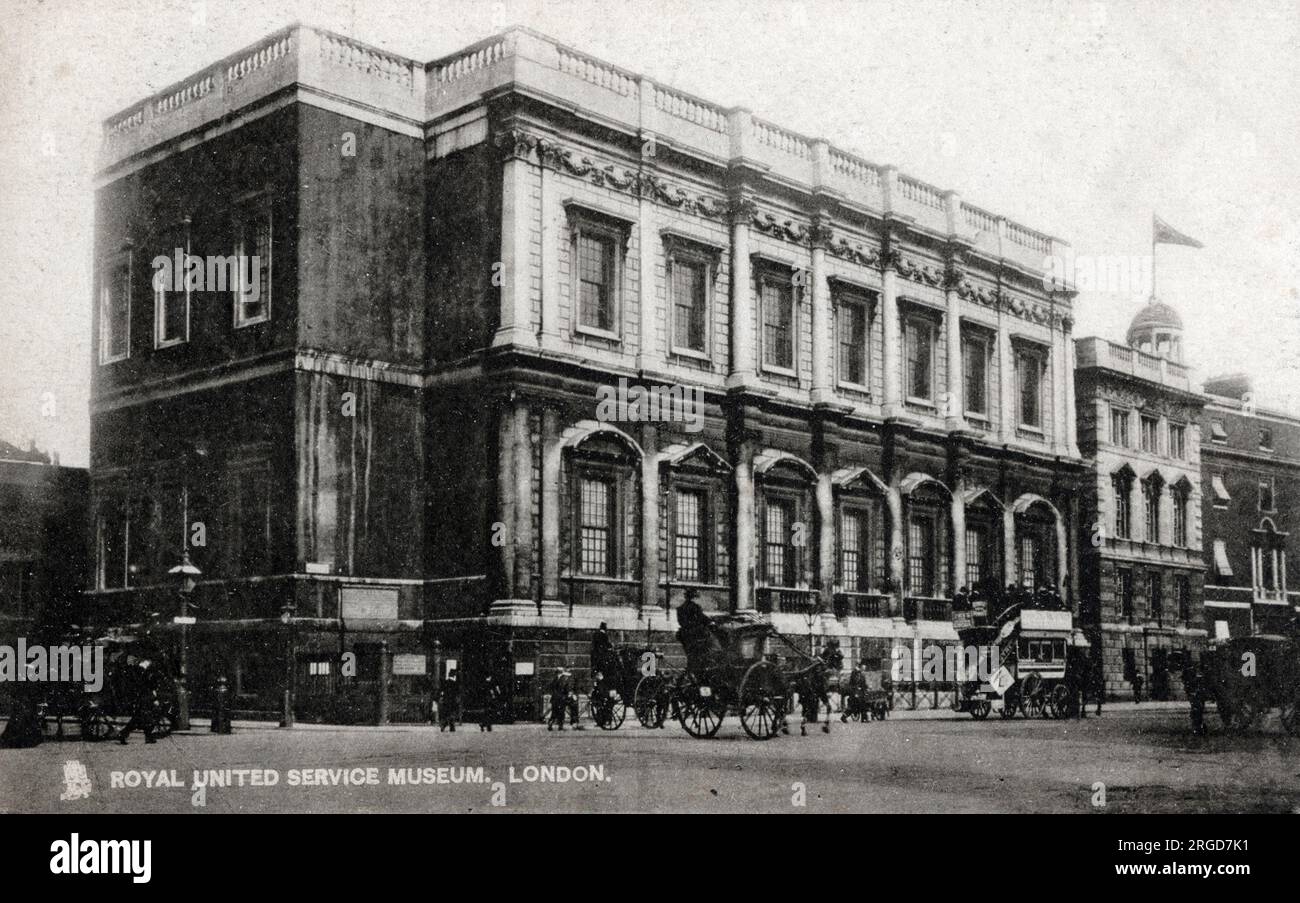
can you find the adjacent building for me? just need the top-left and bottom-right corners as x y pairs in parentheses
(1200, 373), (1300, 640)
(1075, 302), (1207, 700)
(0, 439), (88, 705)
(89, 25), (1084, 722)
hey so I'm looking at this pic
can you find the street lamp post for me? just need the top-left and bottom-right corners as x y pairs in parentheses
(280, 601), (296, 728)
(167, 548), (200, 732)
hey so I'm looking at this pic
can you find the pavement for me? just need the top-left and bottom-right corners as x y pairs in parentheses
(3, 703), (1298, 813)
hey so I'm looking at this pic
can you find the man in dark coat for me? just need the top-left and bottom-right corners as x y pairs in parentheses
(478, 673), (503, 732)
(590, 623), (617, 684)
(547, 666), (572, 731)
(117, 659), (159, 745)
(675, 589), (714, 672)
(1, 664), (44, 748)
(438, 670), (461, 732)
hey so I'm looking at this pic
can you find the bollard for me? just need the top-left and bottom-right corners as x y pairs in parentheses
(211, 676), (232, 734)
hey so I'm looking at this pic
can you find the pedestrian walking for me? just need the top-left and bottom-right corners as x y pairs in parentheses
(1182, 658), (1207, 736)
(1, 664), (44, 748)
(118, 659), (159, 745)
(547, 666), (573, 731)
(1131, 672), (1144, 704)
(438, 669), (461, 732)
(1090, 650), (1104, 716)
(478, 673), (502, 732)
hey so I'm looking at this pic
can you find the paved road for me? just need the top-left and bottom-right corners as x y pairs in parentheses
(3, 706), (1298, 813)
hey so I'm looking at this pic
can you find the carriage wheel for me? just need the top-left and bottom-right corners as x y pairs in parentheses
(80, 706), (118, 742)
(1050, 684), (1073, 719)
(633, 675), (663, 728)
(590, 689), (627, 730)
(739, 661), (786, 740)
(999, 687), (1020, 719)
(675, 673), (724, 739)
(969, 700), (991, 720)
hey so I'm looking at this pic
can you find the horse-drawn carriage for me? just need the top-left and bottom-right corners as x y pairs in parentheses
(1202, 634), (1300, 735)
(671, 614), (836, 740)
(57, 634), (177, 741)
(588, 644), (670, 730)
(955, 604), (1084, 720)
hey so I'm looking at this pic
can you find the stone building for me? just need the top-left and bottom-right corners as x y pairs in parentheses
(89, 24), (1084, 722)
(0, 440), (88, 705)
(1075, 301), (1207, 700)
(1200, 373), (1300, 640)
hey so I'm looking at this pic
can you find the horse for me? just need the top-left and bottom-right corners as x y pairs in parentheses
(790, 660), (836, 734)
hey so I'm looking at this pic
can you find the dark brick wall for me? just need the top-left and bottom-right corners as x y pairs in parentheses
(295, 106), (425, 365)
(92, 107), (300, 398)
(425, 145), (499, 364)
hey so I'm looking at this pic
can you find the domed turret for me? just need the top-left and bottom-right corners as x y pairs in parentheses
(1126, 299), (1184, 363)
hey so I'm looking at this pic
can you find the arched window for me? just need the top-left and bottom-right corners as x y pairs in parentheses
(660, 443), (731, 586)
(1012, 495), (1061, 597)
(1111, 467), (1134, 540)
(901, 475), (951, 599)
(1142, 472), (1164, 543)
(1252, 518), (1287, 599)
(962, 488), (1004, 595)
(832, 467), (888, 595)
(756, 457), (816, 589)
(563, 428), (642, 582)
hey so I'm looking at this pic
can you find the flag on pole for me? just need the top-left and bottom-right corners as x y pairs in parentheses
(1153, 214), (1203, 249)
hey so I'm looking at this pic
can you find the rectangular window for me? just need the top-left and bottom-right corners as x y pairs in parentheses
(1212, 539), (1233, 580)
(1018, 535), (1039, 593)
(577, 230), (616, 332)
(154, 225), (189, 347)
(1259, 428), (1273, 450)
(1172, 491), (1188, 547)
(964, 525), (985, 589)
(761, 277), (794, 370)
(1140, 415), (1160, 453)
(1211, 473), (1231, 507)
(1113, 476), (1131, 539)
(1118, 568), (1134, 620)
(1111, 408), (1131, 448)
(1149, 573), (1163, 622)
(837, 298), (868, 386)
(234, 205), (272, 326)
(671, 256), (708, 352)
(841, 509), (869, 592)
(1256, 546), (1279, 591)
(1259, 478), (1275, 512)
(1175, 575), (1191, 622)
(907, 515), (935, 596)
(1209, 419), (1227, 443)
(1168, 423), (1186, 460)
(96, 499), (128, 590)
(99, 257), (131, 363)
(579, 477), (614, 576)
(962, 333), (988, 416)
(905, 318), (934, 402)
(1144, 483), (1160, 543)
(764, 498), (794, 585)
(1016, 347), (1043, 428)
(673, 488), (705, 582)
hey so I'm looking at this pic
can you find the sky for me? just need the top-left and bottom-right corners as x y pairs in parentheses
(1, 0), (1297, 466)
